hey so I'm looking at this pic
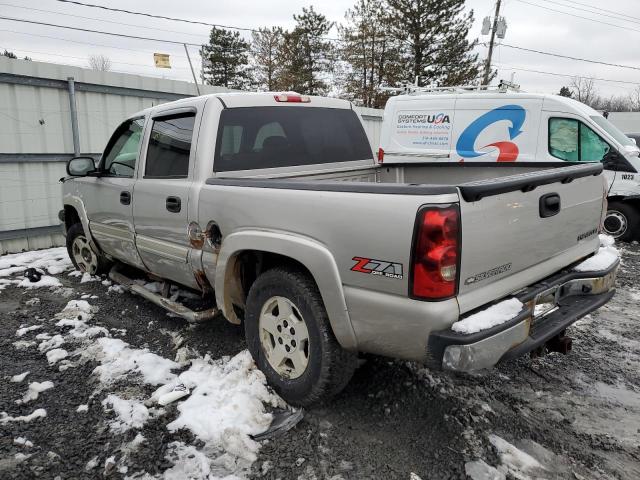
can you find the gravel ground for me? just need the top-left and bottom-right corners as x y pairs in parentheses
(1, 245), (639, 479)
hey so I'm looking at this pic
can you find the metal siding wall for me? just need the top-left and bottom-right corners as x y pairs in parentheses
(354, 106), (383, 152)
(0, 56), (385, 253)
(608, 113), (640, 134)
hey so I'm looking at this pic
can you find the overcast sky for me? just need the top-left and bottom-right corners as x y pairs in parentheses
(1, 0), (638, 98)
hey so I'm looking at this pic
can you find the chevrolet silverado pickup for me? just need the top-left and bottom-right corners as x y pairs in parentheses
(60, 92), (618, 406)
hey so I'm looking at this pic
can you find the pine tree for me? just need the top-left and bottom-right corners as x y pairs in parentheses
(200, 27), (251, 90)
(559, 86), (573, 98)
(339, 0), (404, 108)
(251, 27), (285, 91)
(385, 0), (481, 87)
(279, 7), (334, 95)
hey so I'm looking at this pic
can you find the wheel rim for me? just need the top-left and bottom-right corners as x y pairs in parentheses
(604, 210), (627, 238)
(71, 235), (98, 274)
(258, 296), (310, 379)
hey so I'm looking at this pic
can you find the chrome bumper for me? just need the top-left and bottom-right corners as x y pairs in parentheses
(428, 260), (619, 372)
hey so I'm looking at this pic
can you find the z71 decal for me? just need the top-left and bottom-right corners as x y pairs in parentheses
(351, 257), (404, 280)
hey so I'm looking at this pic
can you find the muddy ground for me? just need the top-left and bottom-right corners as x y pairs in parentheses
(1, 245), (639, 479)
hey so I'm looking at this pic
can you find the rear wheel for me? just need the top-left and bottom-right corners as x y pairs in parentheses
(604, 202), (638, 242)
(66, 223), (111, 275)
(245, 267), (357, 407)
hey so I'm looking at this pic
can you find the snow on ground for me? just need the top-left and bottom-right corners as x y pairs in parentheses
(488, 434), (546, 480)
(17, 381), (54, 404)
(101, 395), (151, 433)
(0, 247), (72, 277)
(14, 437), (34, 448)
(574, 234), (620, 272)
(18, 275), (62, 289)
(165, 351), (284, 465)
(15, 325), (43, 337)
(452, 298), (523, 334)
(46, 348), (69, 365)
(10, 371), (30, 383)
(0, 408), (47, 424)
(9, 291), (284, 479)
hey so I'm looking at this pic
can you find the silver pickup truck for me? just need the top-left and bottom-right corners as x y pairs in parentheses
(60, 92), (618, 406)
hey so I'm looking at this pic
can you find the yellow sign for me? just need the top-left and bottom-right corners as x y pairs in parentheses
(153, 53), (171, 69)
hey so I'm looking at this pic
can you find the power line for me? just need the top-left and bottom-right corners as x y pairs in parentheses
(54, 0), (343, 42)
(536, 0), (640, 25)
(0, 28), (192, 58)
(0, 16), (203, 46)
(554, 0), (640, 23)
(0, 2), (210, 39)
(493, 63), (640, 87)
(513, 0), (640, 34)
(494, 43), (640, 72)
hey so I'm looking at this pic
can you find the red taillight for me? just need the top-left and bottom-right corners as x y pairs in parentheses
(410, 205), (460, 300)
(378, 147), (384, 163)
(274, 93), (310, 103)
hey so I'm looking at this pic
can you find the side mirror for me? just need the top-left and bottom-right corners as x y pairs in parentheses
(66, 156), (96, 176)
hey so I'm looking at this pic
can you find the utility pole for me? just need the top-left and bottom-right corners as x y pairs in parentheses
(482, 0), (502, 86)
(183, 43), (201, 96)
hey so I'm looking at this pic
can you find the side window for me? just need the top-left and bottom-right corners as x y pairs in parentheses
(549, 117), (610, 162)
(580, 124), (610, 161)
(549, 118), (578, 161)
(145, 113), (196, 178)
(102, 118), (144, 177)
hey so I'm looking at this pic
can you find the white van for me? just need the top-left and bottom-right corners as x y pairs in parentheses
(378, 89), (640, 241)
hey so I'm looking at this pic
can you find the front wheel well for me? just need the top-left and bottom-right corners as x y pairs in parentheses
(223, 250), (318, 324)
(63, 205), (81, 233)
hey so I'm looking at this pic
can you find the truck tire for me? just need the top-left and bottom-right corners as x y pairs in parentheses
(66, 223), (111, 275)
(604, 202), (638, 242)
(244, 267), (357, 407)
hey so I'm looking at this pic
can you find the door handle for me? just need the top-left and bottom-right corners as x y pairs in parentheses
(539, 193), (561, 218)
(166, 196), (181, 213)
(120, 191), (131, 205)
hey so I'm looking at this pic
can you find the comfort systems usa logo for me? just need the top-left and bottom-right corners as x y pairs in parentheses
(455, 105), (525, 162)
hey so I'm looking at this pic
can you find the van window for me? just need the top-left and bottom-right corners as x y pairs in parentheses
(102, 118), (144, 177)
(145, 113), (196, 178)
(549, 118), (609, 162)
(214, 107), (372, 172)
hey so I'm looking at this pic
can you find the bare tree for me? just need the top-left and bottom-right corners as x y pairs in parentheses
(629, 86), (640, 112)
(569, 76), (598, 107)
(88, 54), (112, 72)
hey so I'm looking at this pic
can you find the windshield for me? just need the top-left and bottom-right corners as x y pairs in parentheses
(590, 116), (636, 147)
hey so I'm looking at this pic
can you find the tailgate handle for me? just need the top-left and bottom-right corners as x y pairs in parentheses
(539, 193), (561, 218)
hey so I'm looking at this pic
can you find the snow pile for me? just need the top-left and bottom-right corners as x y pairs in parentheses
(10, 372), (30, 383)
(574, 234), (619, 272)
(0, 247), (72, 277)
(14, 437), (34, 448)
(488, 434), (546, 479)
(90, 338), (180, 386)
(102, 395), (150, 433)
(17, 381), (54, 404)
(46, 349), (69, 365)
(15, 325), (43, 337)
(18, 275), (62, 289)
(452, 298), (523, 334)
(465, 460), (505, 480)
(164, 351), (283, 465)
(0, 408), (47, 424)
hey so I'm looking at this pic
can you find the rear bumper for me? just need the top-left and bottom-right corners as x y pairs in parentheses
(427, 260), (619, 372)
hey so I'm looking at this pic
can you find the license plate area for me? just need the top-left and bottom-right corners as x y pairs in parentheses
(533, 287), (560, 319)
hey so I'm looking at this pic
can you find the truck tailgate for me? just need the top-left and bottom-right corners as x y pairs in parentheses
(456, 163), (605, 314)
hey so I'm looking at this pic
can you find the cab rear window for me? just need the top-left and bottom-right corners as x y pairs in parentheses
(213, 107), (372, 172)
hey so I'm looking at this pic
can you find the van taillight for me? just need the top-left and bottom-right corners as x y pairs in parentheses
(410, 205), (460, 300)
(378, 148), (384, 163)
